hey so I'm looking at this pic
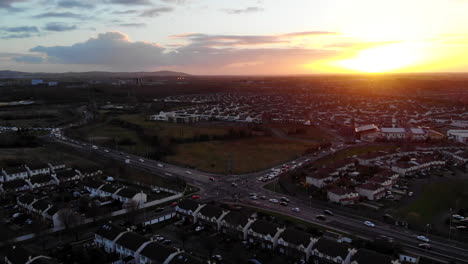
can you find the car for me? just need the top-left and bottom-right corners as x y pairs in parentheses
(456, 226), (467, 230)
(185, 171), (192, 175)
(280, 197), (290, 203)
(250, 196), (258, 200)
(416, 236), (430, 242)
(171, 202), (178, 207)
(139, 158), (145, 163)
(25, 219), (33, 225)
(418, 243), (431, 249)
(249, 193), (257, 196)
(151, 188), (161, 193)
(162, 239), (172, 245)
(104, 149), (109, 153)
(155, 207), (164, 212)
(212, 255), (223, 261)
(152, 234), (165, 242)
(260, 196), (267, 200)
(269, 199), (279, 203)
(408, 192), (414, 196)
(280, 201), (288, 206)
(324, 210), (334, 216)
(452, 214), (465, 221)
(191, 195), (200, 200)
(291, 207), (300, 212)
(209, 177), (215, 181)
(364, 221), (375, 227)
(12, 213), (21, 218)
(231, 182), (238, 187)
(316, 215), (327, 220)
(157, 163), (164, 168)
(195, 226), (204, 232)
(164, 173), (173, 176)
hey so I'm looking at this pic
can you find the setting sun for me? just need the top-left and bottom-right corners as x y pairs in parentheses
(334, 42), (425, 73)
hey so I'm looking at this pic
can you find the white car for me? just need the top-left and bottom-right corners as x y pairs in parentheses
(195, 226), (204, 232)
(291, 207), (300, 212)
(416, 236), (430, 242)
(269, 199), (279, 203)
(250, 196), (258, 200)
(185, 171), (192, 175)
(139, 158), (145, 163)
(364, 221), (375, 227)
(104, 149), (109, 153)
(157, 163), (164, 168)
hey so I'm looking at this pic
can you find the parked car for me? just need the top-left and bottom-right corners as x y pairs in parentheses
(269, 199), (279, 203)
(280, 201), (288, 206)
(191, 195), (200, 200)
(185, 171), (192, 175)
(291, 207), (300, 212)
(209, 177), (215, 181)
(195, 226), (204, 232)
(364, 221), (375, 227)
(324, 210), (334, 216)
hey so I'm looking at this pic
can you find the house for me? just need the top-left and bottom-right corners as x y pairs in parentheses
(399, 252), (419, 264)
(247, 220), (284, 249)
(55, 169), (80, 183)
(356, 183), (386, 201)
(219, 211), (255, 240)
(276, 228), (317, 260)
(25, 165), (51, 177)
(374, 169), (399, 184)
(368, 176), (393, 189)
(95, 224), (126, 253)
(1, 166), (29, 182)
(327, 188), (360, 205)
(355, 124), (380, 142)
(351, 249), (401, 264)
(4, 245), (61, 264)
(28, 174), (59, 189)
(114, 188), (147, 206)
(409, 128), (427, 141)
(99, 184), (120, 198)
(447, 130), (468, 144)
(380, 128), (407, 141)
(175, 199), (204, 223)
(138, 242), (180, 264)
(1, 179), (30, 192)
(196, 204), (229, 230)
(84, 180), (105, 196)
(114, 232), (149, 259)
(306, 168), (338, 188)
(310, 239), (356, 264)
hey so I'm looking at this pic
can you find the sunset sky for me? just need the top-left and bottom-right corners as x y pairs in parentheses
(1, 0), (468, 74)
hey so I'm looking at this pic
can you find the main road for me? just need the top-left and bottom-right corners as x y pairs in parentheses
(45, 132), (468, 264)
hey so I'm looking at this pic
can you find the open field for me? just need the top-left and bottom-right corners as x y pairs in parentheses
(314, 144), (399, 167)
(165, 137), (312, 174)
(0, 104), (80, 128)
(396, 179), (468, 226)
(69, 113), (320, 173)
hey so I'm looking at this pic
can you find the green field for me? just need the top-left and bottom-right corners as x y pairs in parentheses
(69, 113), (320, 174)
(396, 179), (468, 225)
(314, 145), (398, 167)
(165, 137), (312, 174)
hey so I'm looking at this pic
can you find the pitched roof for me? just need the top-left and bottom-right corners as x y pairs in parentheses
(56, 169), (77, 179)
(18, 194), (35, 205)
(5, 246), (32, 264)
(84, 180), (103, 189)
(177, 199), (199, 211)
(95, 224), (125, 241)
(115, 231), (148, 251)
(32, 199), (51, 211)
(249, 220), (279, 236)
(313, 239), (351, 259)
(198, 204), (224, 218)
(351, 249), (394, 264)
(279, 228), (313, 247)
(139, 242), (177, 263)
(115, 188), (140, 199)
(99, 184), (120, 194)
(222, 211), (250, 227)
(3, 179), (28, 190)
(30, 174), (53, 184)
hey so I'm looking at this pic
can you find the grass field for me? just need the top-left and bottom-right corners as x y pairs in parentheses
(165, 137), (312, 174)
(396, 179), (468, 225)
(314, 145), (398, 167)
(0, 147), (99, 169)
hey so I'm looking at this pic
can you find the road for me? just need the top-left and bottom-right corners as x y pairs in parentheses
(45, 132), (468, 264)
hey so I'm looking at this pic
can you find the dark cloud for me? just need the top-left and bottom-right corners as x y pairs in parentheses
(118, 23), (146, 27)
(57, 0), (94, 9)
(140, 7), (173, 17)
(33, 11), (85, 19)
(0, 0), (27, 9)
(1, 26), (39, 33)
(28, 31), (337, 72)
(0, 33), (36, 39)
(107, 0), (152, 5)
(13, 55), (44, 63)
(223, 7), (264, 14)
(112, 9), (139, 14)
(43, 22), (77, 31)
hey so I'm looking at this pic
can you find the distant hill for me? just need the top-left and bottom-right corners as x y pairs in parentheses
(0, 70), (190, 79)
